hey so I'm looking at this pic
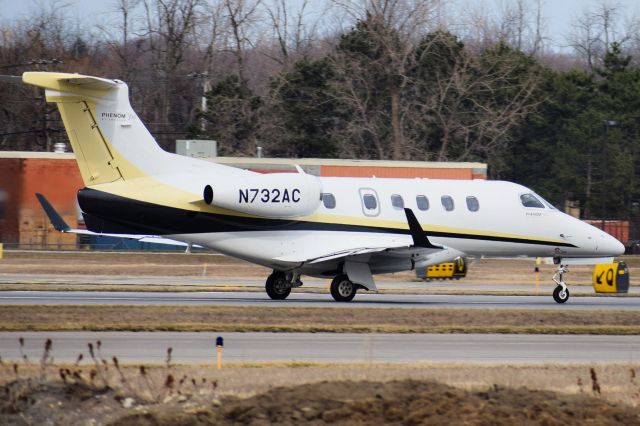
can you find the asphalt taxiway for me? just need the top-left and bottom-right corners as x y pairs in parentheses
(1, 331), (638, 364)
(1, 290), (639, 309)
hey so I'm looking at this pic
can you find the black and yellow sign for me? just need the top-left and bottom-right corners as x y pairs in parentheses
(593, 262), (629, 293)
(417, 257), (467, 280)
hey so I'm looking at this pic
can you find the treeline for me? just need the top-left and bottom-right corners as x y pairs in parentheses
(1, 0), (640, 220)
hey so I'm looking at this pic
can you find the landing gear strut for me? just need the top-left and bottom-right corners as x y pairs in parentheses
(552, 265), (570, 304)
(330, 274), (357, 302)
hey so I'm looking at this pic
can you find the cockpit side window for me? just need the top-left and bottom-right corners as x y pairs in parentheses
(520, 193), (545, 208)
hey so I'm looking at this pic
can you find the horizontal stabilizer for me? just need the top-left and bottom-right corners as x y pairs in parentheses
(0, 75), (22, 84)
(35, 193), (200, 248)
(64, 76), (119, 90)
(22, 72), (118, 92)
(36, 193), (71, 232)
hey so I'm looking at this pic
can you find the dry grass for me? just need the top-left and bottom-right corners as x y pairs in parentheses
(2, 362), (640, 405)
(1, 305), (640, 334)
(0, 251), (269, 278)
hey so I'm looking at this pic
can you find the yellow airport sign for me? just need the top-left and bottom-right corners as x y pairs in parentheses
(593, 262), (629, 293)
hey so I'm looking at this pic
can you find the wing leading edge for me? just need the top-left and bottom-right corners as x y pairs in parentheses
(274, 208), (452, 265)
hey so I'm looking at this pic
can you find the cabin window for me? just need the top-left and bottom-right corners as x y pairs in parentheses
(359, 188), (380, 217)
(441, 195), (455, 211)
(322, 193), (336, 209)
(466, 196), (479, 212)
(363, 194), (378, 210)
(391, 194), (404, 209)
(520, 193), (545, 208)
(416, 195), (429, 211)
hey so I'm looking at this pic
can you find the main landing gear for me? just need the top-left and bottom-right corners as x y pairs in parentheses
(330, 274), (358, 302)
(552, 264), (570, 304)
(265, 270), (302, 300)
(265, 271), (360, 302)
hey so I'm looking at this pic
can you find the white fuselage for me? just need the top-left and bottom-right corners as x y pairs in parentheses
(164, 175), (623, 275)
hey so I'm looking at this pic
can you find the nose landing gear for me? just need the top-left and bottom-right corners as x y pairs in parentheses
(552, 265), (570, 303)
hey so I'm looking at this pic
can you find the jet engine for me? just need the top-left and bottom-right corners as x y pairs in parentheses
(203, 172), (322, 218)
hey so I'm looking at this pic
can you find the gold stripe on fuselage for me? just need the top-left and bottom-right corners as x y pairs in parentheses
(90, 175), (567, 246)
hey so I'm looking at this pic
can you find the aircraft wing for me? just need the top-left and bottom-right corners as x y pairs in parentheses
(274, 208), (453, 265)
(36, 193), (200, 248)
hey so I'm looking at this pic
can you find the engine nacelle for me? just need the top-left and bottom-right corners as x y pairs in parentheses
(203, 172), (322, 218)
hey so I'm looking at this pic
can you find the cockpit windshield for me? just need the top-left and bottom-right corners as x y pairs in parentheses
(520, 193), (558, 210)
(520, 193), (545, 208)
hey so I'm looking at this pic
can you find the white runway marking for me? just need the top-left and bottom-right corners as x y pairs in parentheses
(0, 290), (639, 309)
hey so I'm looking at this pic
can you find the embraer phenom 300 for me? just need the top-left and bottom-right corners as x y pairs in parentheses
(10, 72), (625, 303)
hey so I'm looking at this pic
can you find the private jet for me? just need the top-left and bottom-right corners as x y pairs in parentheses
(7, 72), (625, 303)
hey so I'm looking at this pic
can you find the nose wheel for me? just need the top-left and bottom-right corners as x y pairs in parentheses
(552, 285), (570, 303)
(552, 265), (570, 304)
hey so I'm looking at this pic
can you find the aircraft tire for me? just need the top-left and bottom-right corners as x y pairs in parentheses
(266, 272), (291, 300)
(552, 286), (569, 304)
(330, 274), (357, 302)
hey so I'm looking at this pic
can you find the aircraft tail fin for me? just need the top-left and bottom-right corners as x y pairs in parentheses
(22, 72), (169, 187)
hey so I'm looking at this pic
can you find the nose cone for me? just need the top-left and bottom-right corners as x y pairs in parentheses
(599, 233), (625, 256)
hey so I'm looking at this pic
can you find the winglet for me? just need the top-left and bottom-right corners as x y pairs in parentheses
(404, 208), (441, 249)
(35, 193), (71, 232)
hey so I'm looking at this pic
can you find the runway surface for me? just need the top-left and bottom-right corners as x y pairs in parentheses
(2, 331), (639, 364)
(0, 290), (638, 309)
(3, 273), (638, 293)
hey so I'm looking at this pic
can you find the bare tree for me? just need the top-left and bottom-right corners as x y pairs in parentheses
(567, 1), (638, 70)
(99, 0), (142, 81)
(196, 0), (227, 75)
(459, 0), (547, 55)
(136, 0), (204, 149)
(223, 0), (262, 82)
(567, 5), (606, 70)
(262, 0), (322, 67)
(330, 0), (438, 160)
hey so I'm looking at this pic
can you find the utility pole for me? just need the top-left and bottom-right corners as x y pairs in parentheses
(188, 72), (211, 132)
(602, 120), (618, 230)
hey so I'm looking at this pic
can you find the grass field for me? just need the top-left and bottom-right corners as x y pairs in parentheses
(1, 305), (639, 334)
